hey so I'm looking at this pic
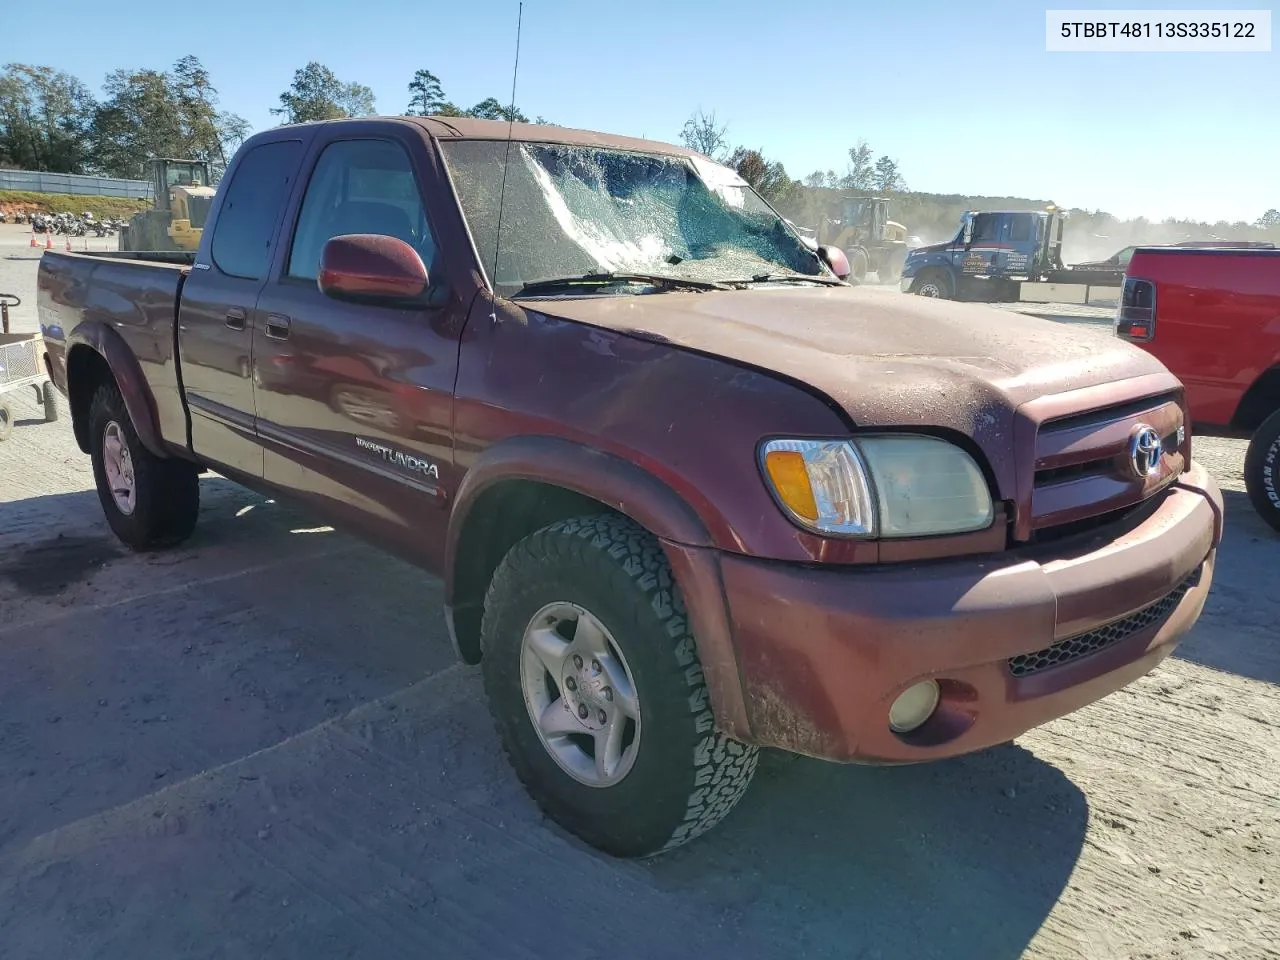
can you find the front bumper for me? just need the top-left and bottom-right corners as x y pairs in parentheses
(716, 461), (1222, 763)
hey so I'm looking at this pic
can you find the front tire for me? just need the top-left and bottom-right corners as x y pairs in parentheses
(913, 269), (951, 298)
(480, 515), (759, 857)
(847, 248), (869, 284)
(1244, 409), (1280, 534)
(88, 381), (200, 550)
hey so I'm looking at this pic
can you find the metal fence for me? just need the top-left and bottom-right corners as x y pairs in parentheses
(0, 169), (153, 200)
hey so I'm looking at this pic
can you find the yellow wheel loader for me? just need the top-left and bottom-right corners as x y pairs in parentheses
(118, 159), (217, 253)
(816, 196), (910, 284)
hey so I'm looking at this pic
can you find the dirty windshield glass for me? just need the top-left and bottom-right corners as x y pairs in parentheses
(439, 140), (826, 295)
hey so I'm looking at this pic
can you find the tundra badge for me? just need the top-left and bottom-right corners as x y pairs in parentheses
(355, 436), (440, 480)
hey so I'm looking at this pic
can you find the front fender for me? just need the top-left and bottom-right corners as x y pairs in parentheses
(445, 435), (752, 739)
(445, 435), (713, 592)
(67, 321), (166, 457)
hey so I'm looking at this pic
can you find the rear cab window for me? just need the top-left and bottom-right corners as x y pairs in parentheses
(209, 140), (304, 280)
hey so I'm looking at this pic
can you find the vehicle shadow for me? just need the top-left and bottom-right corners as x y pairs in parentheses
(1172, 488), (1280, 685)
(645, 745), (1087, 959)
(0, 482), (1089, 960)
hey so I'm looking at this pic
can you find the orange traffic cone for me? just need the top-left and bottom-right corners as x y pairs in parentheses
(65, 236), (72, 251)
(45, 234), (52, 249)
(29, 233), (37, 248)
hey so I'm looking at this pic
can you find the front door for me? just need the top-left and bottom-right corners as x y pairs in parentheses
(177, 137), (304, 477)
(960, 212), (1002, 278)
(252, 134), (464, 569)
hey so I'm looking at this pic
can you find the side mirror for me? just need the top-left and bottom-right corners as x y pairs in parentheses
(817, 245), (851, 280)
(318, 234), (429, 303)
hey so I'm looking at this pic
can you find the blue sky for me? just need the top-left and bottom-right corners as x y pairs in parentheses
(14, 0), (1277, 222)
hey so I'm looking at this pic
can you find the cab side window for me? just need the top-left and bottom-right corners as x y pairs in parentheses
(287, 139), (438, 282)
(1008, 215), (1032, 243)
(210, 140), (303, 280)
(972, 214), (1000, 243)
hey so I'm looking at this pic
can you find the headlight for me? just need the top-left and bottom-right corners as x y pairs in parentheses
(760, 435), (994, 538)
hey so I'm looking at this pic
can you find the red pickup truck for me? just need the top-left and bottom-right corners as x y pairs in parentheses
(1116, 246), (1280, 531)
(37, 117), (1222, 857)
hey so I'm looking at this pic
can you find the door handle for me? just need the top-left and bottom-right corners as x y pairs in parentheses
(264, 313), (292, 341)
(224, 308), (247, 331)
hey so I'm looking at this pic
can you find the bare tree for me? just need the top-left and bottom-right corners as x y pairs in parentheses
(680, 108), (729, 160)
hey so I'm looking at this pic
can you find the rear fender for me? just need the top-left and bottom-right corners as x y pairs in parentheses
(66, 320), (166, 457)
(445, 435), (752, 740)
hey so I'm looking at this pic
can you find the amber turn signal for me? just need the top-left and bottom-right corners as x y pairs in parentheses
(763, 449), (819, 522)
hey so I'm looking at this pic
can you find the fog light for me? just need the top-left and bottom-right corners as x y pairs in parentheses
(889, 680), (940, 734)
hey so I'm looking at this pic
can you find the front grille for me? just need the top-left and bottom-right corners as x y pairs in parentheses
(1024, 392), (1186, 536)
(1007, 565), (1202, 678)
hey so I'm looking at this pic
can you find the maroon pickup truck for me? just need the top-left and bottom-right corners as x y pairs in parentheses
(37, 117), (1223, 857)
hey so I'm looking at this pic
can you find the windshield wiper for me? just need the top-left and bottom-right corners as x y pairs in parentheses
(514, 272), (731, 297)
(726, 272), (845, 287)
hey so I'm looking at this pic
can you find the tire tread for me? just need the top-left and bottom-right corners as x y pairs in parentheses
(88, 382), (199, 549)
(481, 514), (758, 856)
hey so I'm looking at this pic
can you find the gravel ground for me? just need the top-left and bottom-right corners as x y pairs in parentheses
(0, 224), (1277, 960)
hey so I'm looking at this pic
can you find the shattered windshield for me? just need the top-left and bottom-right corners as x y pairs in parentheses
(439, 140), (828, 296)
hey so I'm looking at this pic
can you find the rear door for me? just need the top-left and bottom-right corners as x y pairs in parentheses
(178, 136), (305, 476)
(252, 129), (466, 569)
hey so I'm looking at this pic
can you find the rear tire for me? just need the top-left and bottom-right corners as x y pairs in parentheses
(480, 514), (759, 858)
(88, 381), (200, 550)
(1244, 409), (1280, 534)
(0, 402), (12, 441)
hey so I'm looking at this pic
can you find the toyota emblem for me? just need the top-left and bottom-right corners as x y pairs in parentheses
(1128, 424), (1163, 478)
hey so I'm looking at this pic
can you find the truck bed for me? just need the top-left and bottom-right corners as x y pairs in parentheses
(38, 249), (191, 451)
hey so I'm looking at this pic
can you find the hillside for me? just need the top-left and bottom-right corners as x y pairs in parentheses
(0, 191), (149, 220)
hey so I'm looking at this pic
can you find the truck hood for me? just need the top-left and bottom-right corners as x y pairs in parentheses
(906, 240), (951, 257)
(532, 285), (1171, 495)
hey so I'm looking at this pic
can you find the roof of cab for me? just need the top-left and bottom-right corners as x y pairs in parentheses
(401, 115), (699, 159)
(261, 115), (703, 161)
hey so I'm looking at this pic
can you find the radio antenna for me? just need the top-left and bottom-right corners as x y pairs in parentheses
(489, 1), (523, 317)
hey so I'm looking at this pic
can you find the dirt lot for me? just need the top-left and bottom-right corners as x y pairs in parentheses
(0, 223), (1277, 960)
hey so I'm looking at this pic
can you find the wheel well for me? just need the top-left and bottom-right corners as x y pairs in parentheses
(66, 346), (114, 453)
(919, 265), (949, 285)
(450, 480), (621, 664)
(1232, 365), (1280, 432)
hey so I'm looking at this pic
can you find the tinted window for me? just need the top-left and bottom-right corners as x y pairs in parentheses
(972, 214), (1000, 242)
(288, 139), (436, 281)
(1008, 214), (1032, 243)
(210, 140), (302, 280)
